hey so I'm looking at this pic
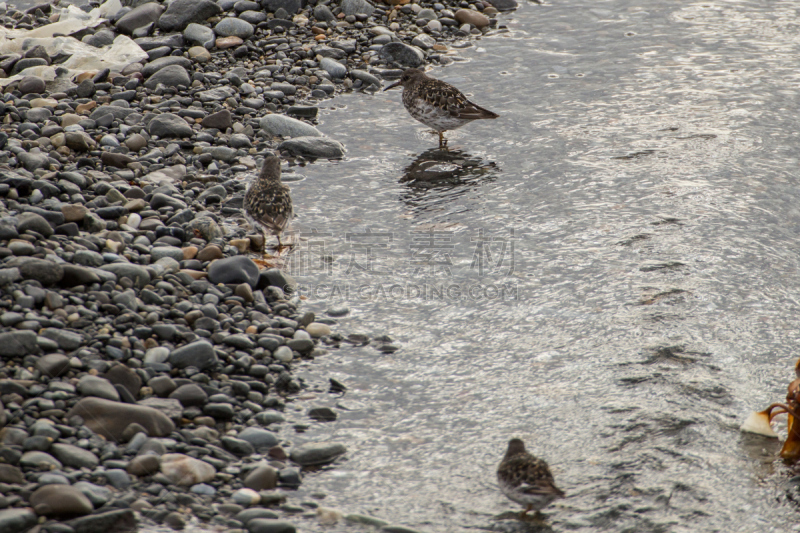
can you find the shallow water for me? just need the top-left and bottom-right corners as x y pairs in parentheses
(7, 0), (800, 530)
(277, 1), (800, 531)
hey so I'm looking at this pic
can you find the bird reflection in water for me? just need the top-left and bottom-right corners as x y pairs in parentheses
(398, 148), (500, 214)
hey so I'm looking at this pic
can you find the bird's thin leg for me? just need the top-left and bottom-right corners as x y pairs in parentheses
(260, 231), (269, 257)
(519, 504), (533, 520)
(438, 131), (444, 149)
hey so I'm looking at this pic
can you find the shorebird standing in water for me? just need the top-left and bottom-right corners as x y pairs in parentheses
(497, 438), (565, 519)
(243, 153), (293, 253)
(384, 68), (499, 149)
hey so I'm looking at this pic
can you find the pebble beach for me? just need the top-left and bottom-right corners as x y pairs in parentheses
(0, 0), (515, 531)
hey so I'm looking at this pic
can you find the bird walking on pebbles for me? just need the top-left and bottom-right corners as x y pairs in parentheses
(244, 153), (293, 253)
(497, 438), (565, 519)
(384, 68), (499, 149)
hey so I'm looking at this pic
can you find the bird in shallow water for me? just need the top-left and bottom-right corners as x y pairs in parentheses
(384, 68), (499, 149)
(497, 438), (565, 519)
(243, 152), (293, 253)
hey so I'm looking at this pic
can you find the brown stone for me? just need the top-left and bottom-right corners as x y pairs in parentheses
(182, 246), (198, 259)
(454, 8), (490, 28)
(101, 152), (134, 168)
(103, 363), (141, 398)
(61, 204), (88, 222)
(0, 464), (24, 484)
(196, 245), (223, 262)
(160, 453), (215, 486)
(127, 454), (161, 476)
(215, 36), (243, 49)
(30, 484), (93, 516)
(66, 397), (175, 442)
(75, 72), (97, 83)
(179, 269), (207, 280)
(124, 199), (147, 212)
(243, 464), (277, 491)
(75, 101), (97, 114)
(65, 131), (94, 151)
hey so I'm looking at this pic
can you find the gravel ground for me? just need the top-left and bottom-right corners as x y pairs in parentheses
(0, 0), (516, 531)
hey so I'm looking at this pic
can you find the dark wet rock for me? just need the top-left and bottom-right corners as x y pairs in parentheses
(236, 508), (280, 524)
(40, 328), (83, 351)
(116, 3), (164, 34)
(66, 508), (136, 533)
(380, 42), (425, 67)
(20, 450), (62, 469)
(485, 0), (518, 10)
(90, 106), (139, 122)
(17, 151), (49, 172)
(61, 265), (103, 287)
(247, 519), (296, 533)
(147, 112), (194, 137)
(169, 340), (218, 370)
(144, 66), (191, 90)
(0, 330), (38, 357)
(342, 0), (374, 16)
(0, 464), (24, 484)
(141, 56), (192, 78)
(201, 109), (232, 129)
(127, 454), (160, 476)
(30, 484), (93, 516)
(36, 353), (70, 377)
(51, 443), (100, 469)
(104, 364), (141, 397)
(204, 402), (235, 418)
(208, 256), (259, 286)
(238, 427), (279, 451)
(17, 211), (53, 237)
(260, 114), (321, 138)
(169, 383), (208, 406)
(12, 58), (47, 74)
(223, 436), (255, 456)
(265, 0), (301, 14)
(11, 257), (63, 285)
(184, 22), (216, 48)
(100, 263), (150, 288)
(149, 375), (177, 397)
(0, 509), (38, 533)
(160, 0), (222, 31)
(278, 136), (346, 159)
(18, 76), (45, 94)
(308, 406), (337, 421)
(134, 34), (184, 51)
(215, 17), (255, 39)
(244, 465), (278, 490)
(313, 4), (335, 22)
(66, 397), (175, 442)
(101, 152), (135, 168)
(78, 375), (120, 401)
(289, 442), (346, 466)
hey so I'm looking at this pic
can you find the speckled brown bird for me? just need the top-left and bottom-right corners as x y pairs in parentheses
(384, 68), (499, 149)
(243, 153), (293, 251)
(497, 438), (565, 518)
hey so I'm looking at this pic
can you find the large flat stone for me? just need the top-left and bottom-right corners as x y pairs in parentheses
(66, 397), (175, 442)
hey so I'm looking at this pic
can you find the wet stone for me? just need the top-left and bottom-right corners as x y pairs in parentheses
(289, 442), (346, 466)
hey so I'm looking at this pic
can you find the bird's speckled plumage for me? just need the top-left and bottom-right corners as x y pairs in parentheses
(497, 438), (565, 515)
(244, 154), (292, 246)
(385, 68), (498, 147)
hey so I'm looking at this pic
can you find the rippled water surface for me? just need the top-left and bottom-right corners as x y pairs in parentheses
(272, 1), (800, 532)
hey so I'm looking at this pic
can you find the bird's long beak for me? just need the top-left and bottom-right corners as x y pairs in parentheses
(384, 80), (402, 91)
